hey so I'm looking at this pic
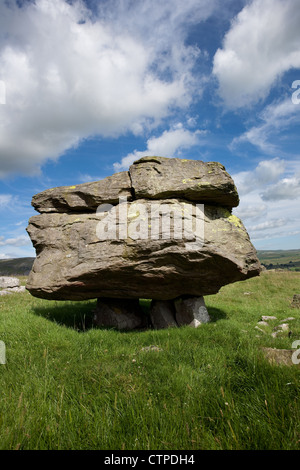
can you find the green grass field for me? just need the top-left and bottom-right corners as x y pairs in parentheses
(0, 271), (299, 450)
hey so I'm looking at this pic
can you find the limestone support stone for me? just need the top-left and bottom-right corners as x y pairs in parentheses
(174, 296), (210, 327)
(93, 298), (146, 330)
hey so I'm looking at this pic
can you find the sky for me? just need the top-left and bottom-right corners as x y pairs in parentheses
(0, 0), (300, 259)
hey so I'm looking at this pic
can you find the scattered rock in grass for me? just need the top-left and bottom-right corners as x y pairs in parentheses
(261, 347), (299, 367)
(274, 323), (290, 332)
(257, 321), (269, 327)
(141, 345), (163, 352)
(0, 276), (20, 289)
(281, 317), (295, 322)
(290, 294), (300, 309)
(0, 286), (26, 296)
(261, 315), (277, 321)
(255, 326), (267, 334)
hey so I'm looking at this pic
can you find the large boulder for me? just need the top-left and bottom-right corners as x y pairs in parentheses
(26, 157), (261, 303)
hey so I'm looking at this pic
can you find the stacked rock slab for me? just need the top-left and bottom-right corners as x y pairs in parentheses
(26, 156), (261, 329)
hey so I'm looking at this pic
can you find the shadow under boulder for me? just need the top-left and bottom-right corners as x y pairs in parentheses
(93, 295), (211, 330)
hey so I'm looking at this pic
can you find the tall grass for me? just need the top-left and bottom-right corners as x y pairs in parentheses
(0, 272), (299, 450)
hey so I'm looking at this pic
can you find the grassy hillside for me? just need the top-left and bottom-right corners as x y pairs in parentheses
(0, 271), (299, 450)
(0, 257), (35, 276)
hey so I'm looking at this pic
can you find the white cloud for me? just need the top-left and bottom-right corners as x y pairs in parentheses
(0, 0), (217, 178)
(0, 194), (13, 208)
(213, 0), (300, 107)
(250, 218), (289, 232)
(233, 158), (300, 248)
(0, 253), (10, 260)
(0, 235), (31, 247)
(114, 124), (205, 170)
(233, 157), (285, 195)
(262, 176), (300, 201)
(231, 98), (300, 154)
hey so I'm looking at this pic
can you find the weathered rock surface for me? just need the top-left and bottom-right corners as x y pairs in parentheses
(26, 157), (261, 305)
(261, 347), (299, 367)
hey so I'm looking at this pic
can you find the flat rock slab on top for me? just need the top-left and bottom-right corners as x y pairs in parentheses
(31, 156), (239, 214)
(130, 157), (239, 208)
(31, 171), (132, 213)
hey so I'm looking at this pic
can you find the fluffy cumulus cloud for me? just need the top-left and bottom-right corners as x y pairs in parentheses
(233, 158), (300, 244)
(0, 0), (217, 178)
(0, 234), (30, 247)
(213, 0), (300, 107)
(114, 123), (206, 170)
(233, 157), (286, 196)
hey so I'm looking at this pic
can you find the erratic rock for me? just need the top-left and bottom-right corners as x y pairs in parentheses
(26, 156), (261, 328)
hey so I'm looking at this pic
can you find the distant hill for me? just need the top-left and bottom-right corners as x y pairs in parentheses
(257, 249), (300, 271)
(0, 257), (35, 276)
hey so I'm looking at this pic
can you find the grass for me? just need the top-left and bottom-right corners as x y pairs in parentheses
(0, 271), (299, 450)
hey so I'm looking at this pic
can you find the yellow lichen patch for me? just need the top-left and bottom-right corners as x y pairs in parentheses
(68, 186), (76, 189)
(182, 178), (193, 184)
(227, 214), (243, 229)
(216, 208), (244, 232)
(221, 208), (231, 218)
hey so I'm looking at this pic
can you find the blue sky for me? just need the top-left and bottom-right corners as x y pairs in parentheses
(0, 0), (300, 259)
